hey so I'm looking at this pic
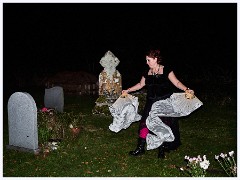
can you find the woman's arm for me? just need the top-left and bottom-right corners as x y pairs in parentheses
(122, 76), (146, 94)
(168, 71), (194, 93)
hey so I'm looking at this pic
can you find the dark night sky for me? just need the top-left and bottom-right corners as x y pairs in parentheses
(3, 3), (237, 91)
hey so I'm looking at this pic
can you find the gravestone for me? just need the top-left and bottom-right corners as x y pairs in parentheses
(7, 92), (39, 153)
(44, 86), (64, 112)
(99, 50), (122, 102)
(92, 50), (122, 115)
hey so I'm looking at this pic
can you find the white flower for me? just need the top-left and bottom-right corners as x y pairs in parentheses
(229, 151), (234, 157)
(69, 124), (73, 129)
(182, 155), (209, 177)
(52, 146), (58, 150)
(185, 156), (189, 160)
(215, 151), (237, 177)
(52, 142), (58, 146)
(197, 155), (202, 161)
(200, 159), (210, 170)
(220, 153), (225, 158)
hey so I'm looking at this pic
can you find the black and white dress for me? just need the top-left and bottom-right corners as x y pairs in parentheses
(109, 65), (203, 150)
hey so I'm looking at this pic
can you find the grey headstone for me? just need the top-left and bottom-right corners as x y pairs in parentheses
(44, 86), (64, 112)
(7, 92), (39, 153)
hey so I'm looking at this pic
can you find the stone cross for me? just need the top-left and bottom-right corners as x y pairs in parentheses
(7, 92), (39, 153)
(99, 50), (122, 102)
(44, 86), (64, 112)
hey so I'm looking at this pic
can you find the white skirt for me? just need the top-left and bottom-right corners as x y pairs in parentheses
(109, 93), (203, 150)
(146, 93), (203, 150)
(109, 94), (142, 133)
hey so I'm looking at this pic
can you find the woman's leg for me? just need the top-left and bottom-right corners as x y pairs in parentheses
(129, 118), (149, 156)
(139, 119), (149, 139)
(129, 100), (152, 156)
(161, 117), (181, 150)
(157, 117), (181, 158)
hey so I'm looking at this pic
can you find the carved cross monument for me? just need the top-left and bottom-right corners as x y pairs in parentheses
(99, 50), (122, 102)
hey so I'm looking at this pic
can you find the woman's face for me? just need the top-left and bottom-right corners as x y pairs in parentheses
(146, 56), (158, 68)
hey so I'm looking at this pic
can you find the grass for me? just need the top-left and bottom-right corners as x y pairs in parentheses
(2, 85), (237, 177)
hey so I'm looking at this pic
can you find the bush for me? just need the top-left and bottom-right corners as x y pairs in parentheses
(37, 108), (83, 145)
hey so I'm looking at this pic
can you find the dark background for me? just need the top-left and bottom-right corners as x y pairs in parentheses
(3, 3), (237, 99)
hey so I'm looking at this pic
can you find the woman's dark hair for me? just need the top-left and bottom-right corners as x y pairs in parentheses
(145, 49), (162, 64)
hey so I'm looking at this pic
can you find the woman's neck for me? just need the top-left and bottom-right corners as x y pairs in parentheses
(151, 64), (160, 75)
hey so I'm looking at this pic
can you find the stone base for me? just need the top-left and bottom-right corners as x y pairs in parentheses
(6, 145), (40, 154)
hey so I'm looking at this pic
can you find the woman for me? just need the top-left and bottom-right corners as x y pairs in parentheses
(122, 49), (194, 158)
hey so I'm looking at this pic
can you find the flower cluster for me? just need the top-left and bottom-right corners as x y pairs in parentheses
(181, 155), (210, 177)
(215, 151), (237, 177)
(38, 107), (64, 143)
(41, 107), (50, 112)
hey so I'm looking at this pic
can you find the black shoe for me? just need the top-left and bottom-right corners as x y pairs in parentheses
(129, 138), (146, 156)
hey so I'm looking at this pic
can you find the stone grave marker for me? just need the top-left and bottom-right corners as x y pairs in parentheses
(93, 50), (122, 115)
(99, 50), (122, 102)
(44, 86), (64, 112)
(7, 92), (39, 153)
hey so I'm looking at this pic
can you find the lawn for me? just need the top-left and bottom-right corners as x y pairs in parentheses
(2, 84), (237, 177)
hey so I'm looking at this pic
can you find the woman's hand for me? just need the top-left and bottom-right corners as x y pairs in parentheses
(185, 88), (194, 95)
(122, 90), (129, 95)
(185, 88), (195, 99)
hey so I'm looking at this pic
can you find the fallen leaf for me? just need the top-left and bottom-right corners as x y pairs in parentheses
(169, 164), (176, 168)
(86, 171), (93, 174)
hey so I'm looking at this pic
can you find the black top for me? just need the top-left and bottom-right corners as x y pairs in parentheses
(143, 65), (174, 100)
